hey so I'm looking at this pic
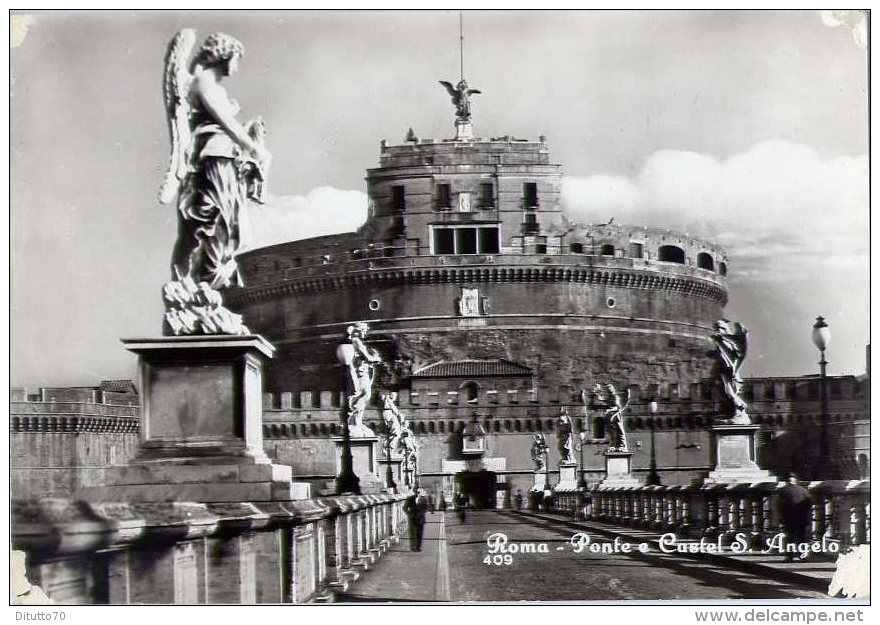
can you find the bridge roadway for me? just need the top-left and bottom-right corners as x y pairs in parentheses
(339, 509), (831, 602)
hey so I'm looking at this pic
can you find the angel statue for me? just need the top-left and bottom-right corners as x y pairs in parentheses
(601, 383), (631, 452)
(530, 433), (549, 471)
(712, 319), (750, 424)
(159, 29), (271, 336)
(557, 408), (575, 464)
(400, 429), (419, 485)
(380, 391), (404, 457)
(439, 79), (481, 120)
(336, 322), (383, 436)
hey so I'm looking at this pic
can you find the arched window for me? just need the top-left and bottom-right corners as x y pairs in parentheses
(569, 242), (584, 254)
(514, 420), (522, 433)
(438, 421), (445, 433)
(718, 262), (728, 276)
(461, 381), (479, 403)
(600, 244), (615, 256)
(658, 245), (685, 263)
(504, 420), (512, 432)
(493, 421), (500, 433)
(697, 252), (714, 271)
(428, 421), (435, 433)
(310, 424), (318, 436)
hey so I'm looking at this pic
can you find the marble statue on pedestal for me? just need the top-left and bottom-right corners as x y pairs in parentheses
(380, 391), (404, 457)
(531, 434), (549, 470)
(712, 319), (750, 424)
(602, 384), (631, 452)
(400, 429), (419, 484)
(557, 408), (575, 464)
(159, 29), (271, 336)
(336, 322), (383, 434)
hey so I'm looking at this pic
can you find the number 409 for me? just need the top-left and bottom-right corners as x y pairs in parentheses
(483, 554), (513, 566)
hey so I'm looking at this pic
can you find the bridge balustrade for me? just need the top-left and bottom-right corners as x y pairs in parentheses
(588, 480), (870, 550)
(11, 493), (408, 604)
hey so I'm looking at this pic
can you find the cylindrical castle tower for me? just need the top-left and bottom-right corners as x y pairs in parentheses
(230, 125), (729, 400)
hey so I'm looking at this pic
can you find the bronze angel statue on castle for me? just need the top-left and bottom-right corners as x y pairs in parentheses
(439, 79), (481, 121)
(159, 30), (271, 336)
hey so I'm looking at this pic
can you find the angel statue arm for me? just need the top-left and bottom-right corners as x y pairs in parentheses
(194, 70), (270, 164)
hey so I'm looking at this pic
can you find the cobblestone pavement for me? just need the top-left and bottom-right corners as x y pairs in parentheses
(444, 510), (830, 602)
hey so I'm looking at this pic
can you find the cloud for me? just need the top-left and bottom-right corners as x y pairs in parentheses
(242, 186), (368, 250)
(562, 139), (868, 283)
(9, 15), (35, 49)
(819, 10), (868, 48)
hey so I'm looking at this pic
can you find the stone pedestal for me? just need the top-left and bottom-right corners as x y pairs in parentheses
(84, 335), (311, 503)
(703, 424), (776, 484)
(333, 435), (383, 494)
(529, 471), (549, 492)
(455, 118), (474, 141)
(600, 451), (641, 487)
(553, 462), (579, 492)
(377, 454), (404, 490)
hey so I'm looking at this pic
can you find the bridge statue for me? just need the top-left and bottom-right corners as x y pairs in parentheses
(602, 383), (631, 452)
(380, 391), (404, 456)
(531, 433), (549, 470)
(557, 408), (575, 464)
(712, 319), (750, 424)
(336, 322), (383, 435)
(159, 29), (271, 336)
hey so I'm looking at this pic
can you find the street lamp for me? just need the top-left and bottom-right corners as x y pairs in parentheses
(334, 340), (360, 495)
(812, 316), (836, 479)
(575, 431), (588, 521)
(646, 399), (661, 486)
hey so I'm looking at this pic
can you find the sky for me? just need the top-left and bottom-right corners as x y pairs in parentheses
(9, 10), (869, 388)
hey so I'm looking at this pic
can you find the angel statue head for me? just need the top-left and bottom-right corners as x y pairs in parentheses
(192, 32), (245, 74)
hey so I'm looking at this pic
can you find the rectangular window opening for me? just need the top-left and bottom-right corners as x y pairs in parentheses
(436, 184), (452, 210)
(391, 185), (406, 211)
(456, 228), (478, 255)
(479, 183), (495, 208)
(434, 228), (455, 254)
(479, 227), (500, 254)
(523, 182), (538, 208)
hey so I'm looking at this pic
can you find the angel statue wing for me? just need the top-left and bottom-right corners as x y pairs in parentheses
(159, 29), (197, 205)
(467, 89), (482, 96)
(438, 80), (459, 103)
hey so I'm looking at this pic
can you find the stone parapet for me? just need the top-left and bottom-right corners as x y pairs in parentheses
(11, 492), (407, 604)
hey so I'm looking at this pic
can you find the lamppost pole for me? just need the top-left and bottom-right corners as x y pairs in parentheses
(646, 399), (661, 486)
(384, 422), (396, 491)
(335, 339), (360, 495)
(577, 432), (587, 489)
(812, 316), (835, 479)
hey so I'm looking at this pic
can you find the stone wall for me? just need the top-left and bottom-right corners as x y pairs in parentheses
(10, 393), (140, 498)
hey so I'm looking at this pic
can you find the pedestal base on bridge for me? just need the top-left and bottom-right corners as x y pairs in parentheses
(333, 434), (383, 494)
(599, 451), (642, 487)
(703, 424), (776, 485)
(553, 462), (579, 492)
(84, 335), (311, 503)
(377, 454), (404, 491)
(530, 471), (549, 492)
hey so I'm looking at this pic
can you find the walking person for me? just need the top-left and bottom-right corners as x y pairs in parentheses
(455, 492), (468, 523)
(404, 489), (429, 551)
(778, 473), (813, 562)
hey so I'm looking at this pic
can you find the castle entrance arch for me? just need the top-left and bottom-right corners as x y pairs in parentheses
(455, 470), (497, 509)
